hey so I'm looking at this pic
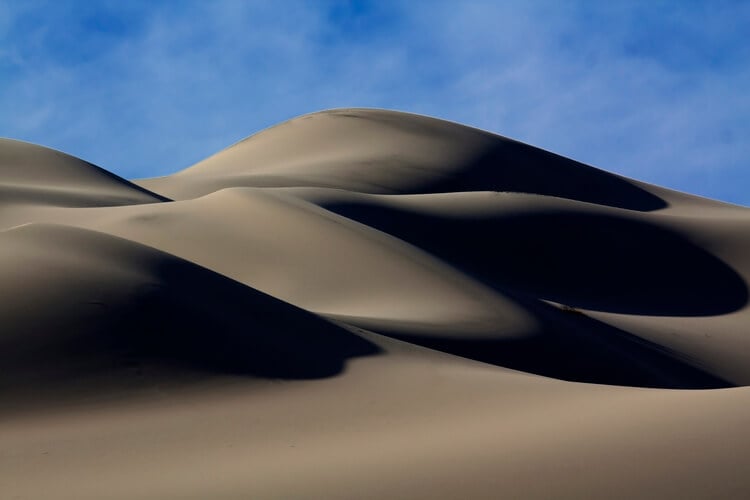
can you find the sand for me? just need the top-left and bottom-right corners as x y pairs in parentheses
(2, 108), (749, 498)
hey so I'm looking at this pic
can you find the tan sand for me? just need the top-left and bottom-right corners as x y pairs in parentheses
(2, 109), (749, 498)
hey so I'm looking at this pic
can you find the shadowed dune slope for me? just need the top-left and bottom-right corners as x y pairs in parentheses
(3, 188), (745, 387)
(312, 192), (748, 316)
(3, 108), (750, 498)
(0, 223), (378, 413)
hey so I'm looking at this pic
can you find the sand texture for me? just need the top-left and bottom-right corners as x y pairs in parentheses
(2, 109), (750, 498)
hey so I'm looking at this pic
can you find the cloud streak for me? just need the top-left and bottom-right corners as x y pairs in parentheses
(1, 1), (748, 204)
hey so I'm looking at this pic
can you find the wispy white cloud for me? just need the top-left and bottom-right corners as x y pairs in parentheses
(1, 0), (748, 204)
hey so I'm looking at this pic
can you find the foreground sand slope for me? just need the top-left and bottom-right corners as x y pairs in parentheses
(2, 108), (750, 498)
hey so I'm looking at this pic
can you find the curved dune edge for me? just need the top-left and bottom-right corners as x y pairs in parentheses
(2, 108), (750, 498)
(0, 138), (168, 206)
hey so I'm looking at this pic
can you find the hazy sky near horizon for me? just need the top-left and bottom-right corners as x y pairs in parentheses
(2, 1), (748, 205)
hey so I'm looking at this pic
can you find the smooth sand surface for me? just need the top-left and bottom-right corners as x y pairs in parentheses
(2, 109), (750, 498)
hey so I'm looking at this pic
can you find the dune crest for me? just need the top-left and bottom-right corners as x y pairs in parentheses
(3, 109), (750, 498)
(0, 138), (167, 207)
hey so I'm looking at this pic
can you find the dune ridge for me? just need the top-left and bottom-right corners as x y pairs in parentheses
(2, 108), (750, 498)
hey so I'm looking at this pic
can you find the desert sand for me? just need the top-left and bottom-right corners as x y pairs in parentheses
(2, 108), (750, 498)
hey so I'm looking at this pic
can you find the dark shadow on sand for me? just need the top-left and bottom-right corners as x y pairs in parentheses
(118, 258), (380, 378)
(0, 255), (380, 415)
(322, 203), (748, 316)
(331, 110), (668, 211)
(344, 294), (733, 389)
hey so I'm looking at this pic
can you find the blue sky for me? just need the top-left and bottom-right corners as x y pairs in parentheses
(2, 1), (748, 205)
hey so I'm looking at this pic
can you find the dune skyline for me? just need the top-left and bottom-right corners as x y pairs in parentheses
(3, 1), (749, 207)
(2, 108), (750, 498)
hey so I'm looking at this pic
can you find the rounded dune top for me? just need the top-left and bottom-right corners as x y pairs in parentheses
(0, 138), (166, 207)
(172, 108), (667, 211)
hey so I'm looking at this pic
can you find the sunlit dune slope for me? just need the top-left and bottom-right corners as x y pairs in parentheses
(0, 138), (166, 206)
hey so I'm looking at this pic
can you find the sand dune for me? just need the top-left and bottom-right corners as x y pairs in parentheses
(2, 109), (750, 498)
(0, 138), (166, 207)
